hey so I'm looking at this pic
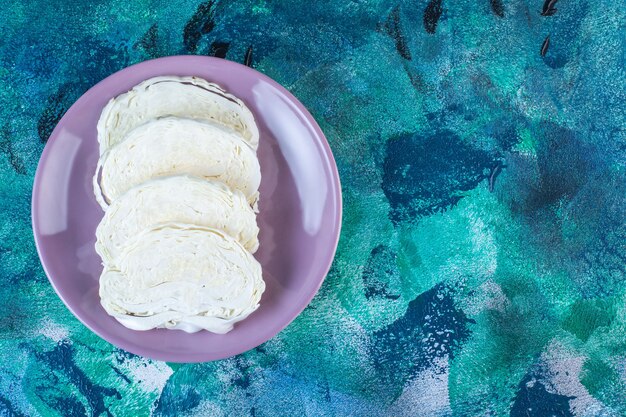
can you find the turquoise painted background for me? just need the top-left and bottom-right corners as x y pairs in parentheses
(1, 0), (625, 415)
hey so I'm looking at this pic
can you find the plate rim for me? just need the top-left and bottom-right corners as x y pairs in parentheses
(31, 55), (343, 362)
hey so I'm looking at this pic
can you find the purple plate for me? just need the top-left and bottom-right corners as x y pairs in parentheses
(32, 56), (342, 362)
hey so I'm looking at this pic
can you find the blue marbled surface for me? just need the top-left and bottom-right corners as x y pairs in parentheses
(1, 0), (625, 415)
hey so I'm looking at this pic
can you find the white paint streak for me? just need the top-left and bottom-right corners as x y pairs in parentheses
(463, 279), (510, 316)
(468, 216), (498, 276)
(540, 340), (606, 417)
(39, 318), (69, 343)
(389, 357), (452, 417)
(118, 356), (173, 394)
(481, 280), (510, 313)
(181, 400), (225, 417)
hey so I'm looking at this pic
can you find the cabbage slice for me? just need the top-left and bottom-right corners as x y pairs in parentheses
(99, 223), (265, 334)
(94, 117), (260, 209)
(96, 175), (260, 266)
(97, 75), (259, 154)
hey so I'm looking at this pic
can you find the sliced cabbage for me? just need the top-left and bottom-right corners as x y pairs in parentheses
(94, 117), (260, 209)
(97, 75), (259, 154)
(99, 223), (265, 334)
(96, 175), (259, 266)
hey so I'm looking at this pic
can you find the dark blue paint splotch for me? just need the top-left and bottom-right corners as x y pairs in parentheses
(134, 23), (160, 59)
(490, 0), (505, 17)
(153, 372), (202, 417)
(381, 6), (412, 61)
(370, 284), (475, 398)
(210, 41), (230, 58)
(506, 123), (593, 215)
(0, 123), (26, 175)
(423, 0), (444, 34)
(37, 83), (78, 143)
(45, 395), (88, 417)
(183, 0), (216, 53)
(0, 394), (27, 417)
(34, 341), (120, 417)
(362, 245), (400, 301)
(382, 131), (495, 225)
(511, 372), (575, 417)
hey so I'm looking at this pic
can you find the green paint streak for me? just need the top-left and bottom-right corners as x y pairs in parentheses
(581, 357), (617, 397)
(562, 299), (615, 342)
(513, 128), (537, 155)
